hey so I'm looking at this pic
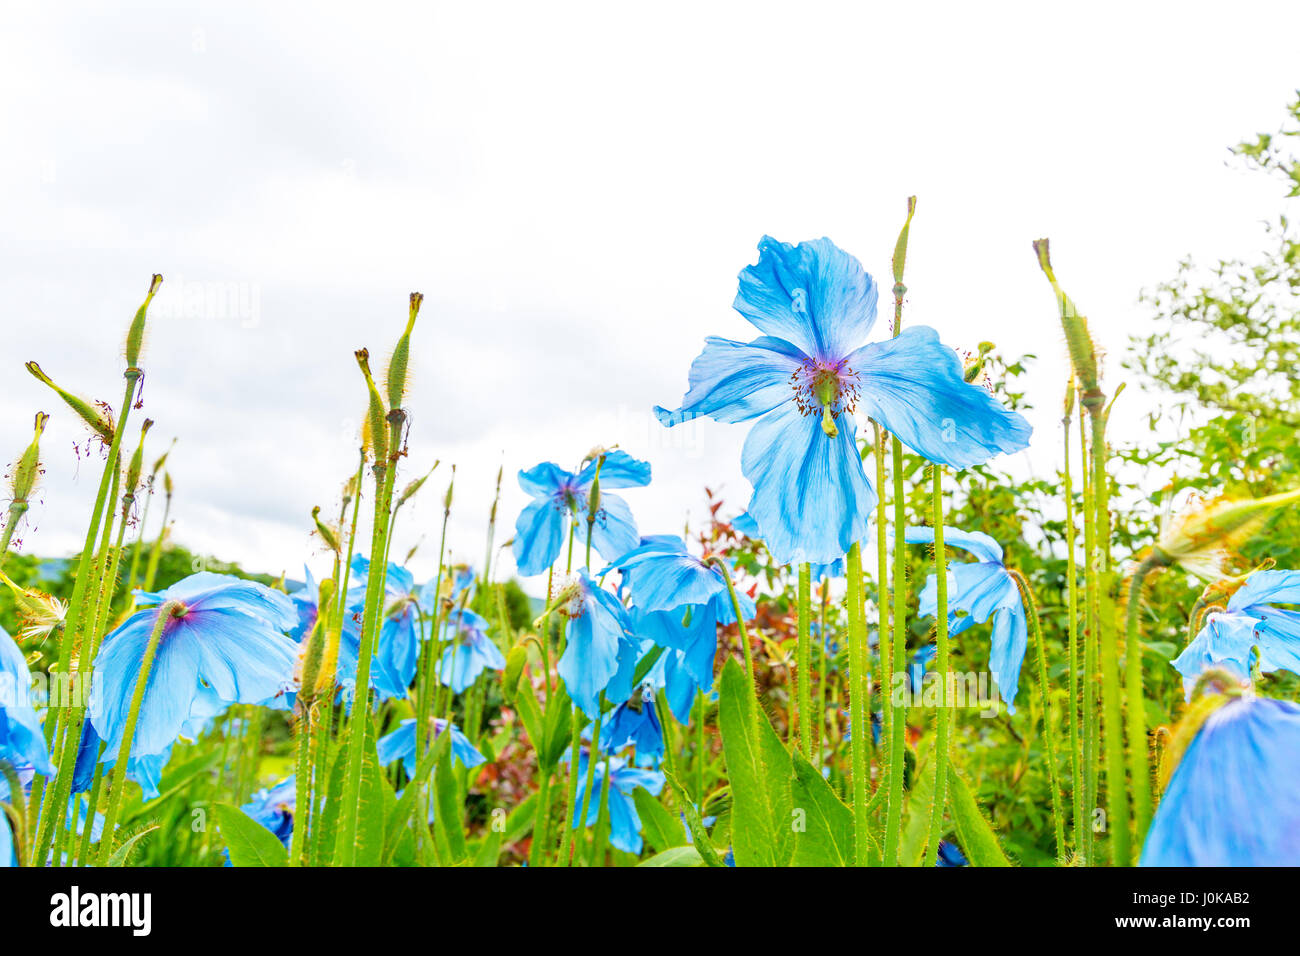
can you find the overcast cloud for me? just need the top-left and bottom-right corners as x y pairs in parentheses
(2, 1), (1298, 593)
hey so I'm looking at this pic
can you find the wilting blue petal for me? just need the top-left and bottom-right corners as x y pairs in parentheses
(733, 236), (879, 361)
(576, 450), (652, 490)
(741, 400), (876, 566)
(852, 327), (1032, 469)
(1141, 696), (1300, 866)
(512, 495), (567, 577)
(0, 628), (53, 776)
(653, 336), (803, 427)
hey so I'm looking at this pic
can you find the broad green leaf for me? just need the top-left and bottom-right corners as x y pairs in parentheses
(213, 803), (289, 867)
(900, 754), (937, 867)
(433, 750), (468, 863)
(106, 824), (159, 867)
(790, 753), (856, 867)
(472, 827), (502, 867)
(947, 766), (1012, 867)
(633, 786), (684, 855)
(637, 845), (703, 867)
(717, 658), (793, 867)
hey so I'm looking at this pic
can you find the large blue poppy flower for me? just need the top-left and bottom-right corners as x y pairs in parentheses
(376, 717), (486, 775)
(1174, 569), (1300, 697)
(437, 608), (506, 694)
(905, 526), (1026, 714)
(656, 237), (1031, 565)
(1141, 695), (1300, 866)
(342, 555), (431, 701)
(89, 572), (299, 763)
(599, 683), (664, 764)
(0, 626), (53, 776)
(607, 535), (753, 694)
(555, 569), (640, 720)
(512, 451), (651, 577)
(567, 752), (665, 855)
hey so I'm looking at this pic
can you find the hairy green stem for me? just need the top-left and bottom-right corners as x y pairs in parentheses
(923, 466), (951, 867)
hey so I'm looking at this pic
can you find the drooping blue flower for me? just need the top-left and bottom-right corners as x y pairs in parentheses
(905, 526), (1026, 714)
(608, 535), (753, 696)
(0, 626), (53, 776)
(437, 608), (506, 694)
(599, 684), (664, 764)
(512, 451), (652, 577)
(242, 775), (297, 848)
(1141, 694), (1300, 866)
(567, 752), (665, 855)
(656, 237), (1031, 566)
(343, 555), (430, 700)
(1173, 569), (1300, 697)
(554, 569), (640, 720)
(376, 717), (486, 775)
(89, 572), (299, 763)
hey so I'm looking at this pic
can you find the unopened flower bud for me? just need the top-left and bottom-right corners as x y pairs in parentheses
(124, 274), (163, 369)
(25, 362), (114, 443)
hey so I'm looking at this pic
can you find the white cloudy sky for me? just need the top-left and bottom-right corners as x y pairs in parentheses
(2, 1), (1297, 594)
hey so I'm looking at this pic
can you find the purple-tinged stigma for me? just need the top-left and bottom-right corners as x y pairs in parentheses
(790, 357), (860, 437)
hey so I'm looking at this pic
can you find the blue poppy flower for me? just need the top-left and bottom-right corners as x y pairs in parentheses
(905, 526), (1026, 714)
(512, 451), (652, 577)
(910, 643), (938, 695)
(732, 511), (846, 579)
(607, 535), (753, 695)
(1141, 695), (1300, 866)
(936, 839), (968, 866)
(656, 237), (1030, 566)
(376, 717), (485, 775)
(554, 569), (639, 720)
(1174, 569), (1300, 697)
(600, 684), (664, 763)
(343, 555), (430, 701)
(437, 608), (506, 694)
(0, 626), (53, 776)
(71, 720), (172, 801)
(567, 752), (665, 855)
(89, 572), (299, 763)
(289, 565), (321, 642)
(242, 775), (297, 848)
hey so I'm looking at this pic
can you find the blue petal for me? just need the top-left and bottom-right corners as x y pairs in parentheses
(1230, 568), (1300, 612)
(1173, 612), (1265, 697)
(0, 629), (54, 775)
(588, 492), (642, 565)
(903, 525), (1005, 565)
(733, 236), (879, 360)
(557, 573), (635, 719)
(988, 604), (1027, 714)
(740, 400), (876, 566)
(576, 450), (652, 490)
(512, 495), (567, 577)
(608, 536), (727, 613)
(654, 336), (803, 427)
(517, 461), (574, 498)
(852, 327), (1032, 469)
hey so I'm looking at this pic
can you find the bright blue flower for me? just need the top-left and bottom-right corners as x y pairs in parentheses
(609, 535), (753, 695)
(1141, 695), (1300, 866)
(376, 717), (485, 775)
(344, 555), (429, 700)
(600, 684), (664, 763)
(89, 572), (298, 763)
(437, 608), (506, 694)
(1174, 569), (1300, 697)
(633, 631), (710, 725)
(289, 565), (320, 641)
(936, 839), (968, 866)
(656, 237), (1030, 566)
(568, 752), (665, 855)
(905, 526), (1026, 714)
(555, 569), (639, 720)
(0, 626), (53, 775)
(732, 511), (846, 579)
(72, 720), (172, 801)
(512, 451), (652, 577)
(242, 775), (297, 848)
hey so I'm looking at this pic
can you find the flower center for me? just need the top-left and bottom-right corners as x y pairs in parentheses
(790, 358), (859, 437)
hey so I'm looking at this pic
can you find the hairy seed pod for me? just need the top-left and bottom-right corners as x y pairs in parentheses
(124, 274), (164, 368)
(355, 349), (389, 466)
(25, 362), (114, 443)
(1033, 239), (1100, 394)
(123, 419), (154, 498)
(385, 292), (423, 412)
(10, 412), (49, 505)
(311, 505), (341, 553)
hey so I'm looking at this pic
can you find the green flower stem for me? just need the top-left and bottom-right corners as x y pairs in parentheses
(556, 673), (582, 867)
(694, 690), (707, 804)
(1123, 552), (1160, 848)
(74, 759), (106, 866)
(590, 751), (613, 866)
(1063, 404), (1084, 859)
(335, 432), (401, 866)
(796, 562), (813, 760)
(873, 422), (891, 847)
(815, 580), (830, 756)
(1079, 400), (1098, 864)
(883, 435), (909, 867)
(845, 542), (871, 866)
(1087, 399), (1130, 866)
(1011, 568), (1066, 857)
(707, 557), (756, 710)
(528, 758), (552, 868)
(922, 466), (951, 868)
(96, 599), (178, 866)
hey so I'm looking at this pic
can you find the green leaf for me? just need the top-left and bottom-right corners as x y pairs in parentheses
(637, 845), (703, 867)
(663, 767), (728, 867)
(900, 754), (937, 868)
(106, 824), (160, 867)
(213, 803), (289, 867)
(633, 785), (684, 855)
(472, 827), (502, 867)
(433, 750), (468, 863)
(947, 766), (1012, 867)
(717, 658), (793, 867)
(790, 753), (856, 867)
